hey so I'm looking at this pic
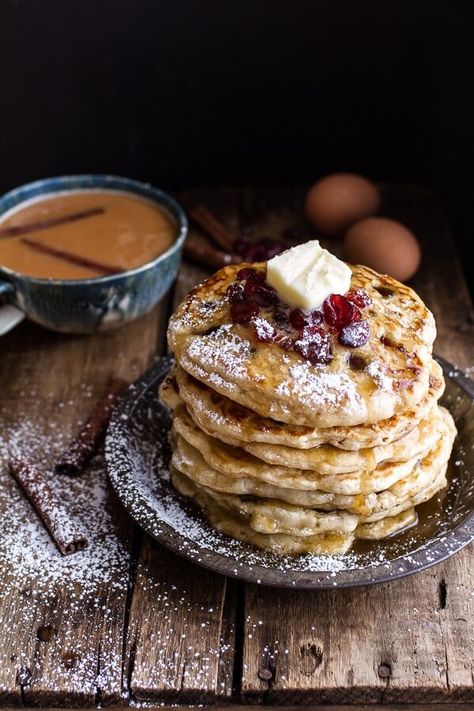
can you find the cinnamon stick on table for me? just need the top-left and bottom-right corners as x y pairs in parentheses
(56, 378), (129, 476)
(8, 457), (89, 556)
(189, 205), (235, 252)
(184, 234), (238, 270)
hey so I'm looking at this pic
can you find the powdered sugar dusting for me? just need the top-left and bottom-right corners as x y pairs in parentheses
(252, 317), (275, 342)
(0, 401), (131, 702)
(367, 359), (393, 390)
(188, 324), (251, 379)
(0, 419), (129, 591)
(276, 362), (363, 414)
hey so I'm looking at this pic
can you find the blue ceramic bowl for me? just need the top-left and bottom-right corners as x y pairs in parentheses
(0, 175), (188, 334)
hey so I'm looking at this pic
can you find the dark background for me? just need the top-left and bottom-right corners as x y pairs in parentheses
(1, 0), (473, 289)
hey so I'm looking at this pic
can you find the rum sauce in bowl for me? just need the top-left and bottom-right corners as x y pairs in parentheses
(0, 190), (176, 279)
(0, 175), (187, 333)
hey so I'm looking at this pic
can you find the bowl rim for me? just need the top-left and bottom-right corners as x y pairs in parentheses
(0, 174), (188, 287)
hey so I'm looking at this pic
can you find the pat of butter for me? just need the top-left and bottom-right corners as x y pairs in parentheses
(266, 240), (352, 310)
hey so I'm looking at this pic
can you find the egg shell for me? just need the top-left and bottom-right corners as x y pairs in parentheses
(343, 217), (421, 282)
(305, 173), (380, 236)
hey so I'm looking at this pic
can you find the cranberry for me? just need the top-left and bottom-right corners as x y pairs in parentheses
(250, 318), (276, 343)
(235, 237), (285, 261)
(226, 282), (244, 303)
(323, 294), (361, 330)
(339, 320), (370, 347)
(274, 333), (295, 350)
(310, 309), (323, 325)
(346, 288), (372, 309)
(244, 278), (279, 306)
(257, 237), (286, 260)
(349, 354), (367, 370)
(289, 308), (307, 330)
(237, 267), (260, 281)
(273, 303), (290, 325)
(295, 325), (333, 364)
(231, 300), (259, 324)
(380, 334), (396, 348)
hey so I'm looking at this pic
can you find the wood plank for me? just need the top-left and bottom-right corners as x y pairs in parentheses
(126, 539), (230, 703)
(239, 186), (474, 704)
(0, 305), (165, 707)
(7, 706), (474, 711)
(125, 188), (240, 704)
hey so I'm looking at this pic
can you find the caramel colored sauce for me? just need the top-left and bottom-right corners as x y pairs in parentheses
(352, 462), (453, 558)
(0, 190), (177, 279)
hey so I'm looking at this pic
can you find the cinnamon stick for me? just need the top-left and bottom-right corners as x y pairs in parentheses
(21, 238), (122, 276)
(189, 205), (235, 251)
(56, 378), (129, 476)
(0, 207), (105, 238)
(8, 457), (89, 556)
(184, 234), (238, 270)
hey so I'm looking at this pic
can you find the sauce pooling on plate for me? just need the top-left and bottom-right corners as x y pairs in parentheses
(0, 190), (176, 279)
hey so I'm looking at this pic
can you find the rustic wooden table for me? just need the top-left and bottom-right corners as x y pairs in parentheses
(0, 186), (473, 711)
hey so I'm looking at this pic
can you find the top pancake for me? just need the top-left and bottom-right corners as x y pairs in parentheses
(168, 262), (437, 428)
(160, 361), (444, 451)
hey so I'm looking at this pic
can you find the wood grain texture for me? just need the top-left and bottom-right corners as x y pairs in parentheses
(0, 185), (473, 708)
(0, 308), (164, 707)
(237, 186), (474, 704)
(123, 188), (241, 704)
(126, 540), (231, 703)
(6, 706), (474, 711)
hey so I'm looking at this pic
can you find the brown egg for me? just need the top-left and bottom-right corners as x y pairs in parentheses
(305, 173), (380, 236)
(343, 217), (421, 281)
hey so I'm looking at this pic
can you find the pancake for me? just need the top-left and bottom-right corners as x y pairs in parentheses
(172, 412), (453, 524)
(172, 405), (453, 493)
(172, 400), (445, 475)
(171, 466), (355, 555)
(171, 407), (455, 516)
(172, 463), (447, 537)
(172, 430), (419, 496)
(164, 251), (456, 555)
(171, 468), (444, 554)
(168, 263), (436, 428)
(162, 360), (444, 451)
(355, 508), (417, 540)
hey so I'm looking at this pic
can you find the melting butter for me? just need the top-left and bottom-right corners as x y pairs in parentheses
(266, 240), (352, 310)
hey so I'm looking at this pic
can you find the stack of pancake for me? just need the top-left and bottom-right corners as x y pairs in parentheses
(161, 261), (456, 555)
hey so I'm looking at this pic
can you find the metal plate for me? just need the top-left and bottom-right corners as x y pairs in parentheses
(105, 355), (474, 589)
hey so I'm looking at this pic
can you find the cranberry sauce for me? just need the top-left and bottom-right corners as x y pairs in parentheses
(226, 267), (371, 364)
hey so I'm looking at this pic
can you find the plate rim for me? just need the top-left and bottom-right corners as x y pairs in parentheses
(105, 354), (474, 589)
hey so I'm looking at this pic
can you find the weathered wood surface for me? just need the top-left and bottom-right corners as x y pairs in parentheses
(0, 309), (164, 706)
(125, 540), (232, 703)
(6, 706), (474, 711)
(123, 191), (241, 704)
(238, 186), (474, 704)
(0, 185), (472, 707)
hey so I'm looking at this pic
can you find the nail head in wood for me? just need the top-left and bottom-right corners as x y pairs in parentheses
(377, 663), (391, 679)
